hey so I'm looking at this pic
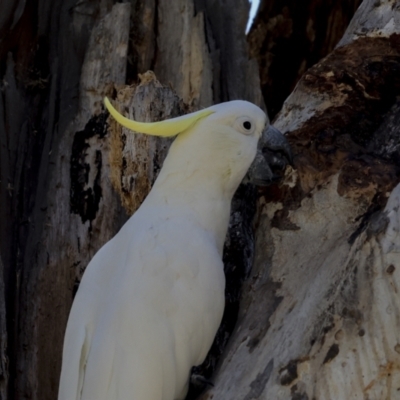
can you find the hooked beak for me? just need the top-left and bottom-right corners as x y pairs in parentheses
(247, 125), (292, 186)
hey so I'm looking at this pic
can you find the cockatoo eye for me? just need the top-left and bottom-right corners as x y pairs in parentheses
(234, 116), (256, 135)
(243, 121), (252, 130)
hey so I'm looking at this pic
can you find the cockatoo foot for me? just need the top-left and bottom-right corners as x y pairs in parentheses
(190, 373), (214, 388)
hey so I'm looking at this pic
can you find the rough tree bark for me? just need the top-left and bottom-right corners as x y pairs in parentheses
(248, 0), (363, 119)
(200, 0), (400, 399)
(0, 1), (399, 400)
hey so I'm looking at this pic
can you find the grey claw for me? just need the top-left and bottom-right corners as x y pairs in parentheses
(190, 374), (214, 388)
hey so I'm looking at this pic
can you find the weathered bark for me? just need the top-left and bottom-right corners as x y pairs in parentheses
(14, 5), (131, 399)
(1, 1), (117, 398)
(200, 0), (400, 399)
(1, 0), (400, 399)
(248, 0), (362, 119)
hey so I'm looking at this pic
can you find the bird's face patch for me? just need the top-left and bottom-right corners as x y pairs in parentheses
(172, 100), (269, 192)
(205, 100), (268, 141)
(233, 116), (256, 136)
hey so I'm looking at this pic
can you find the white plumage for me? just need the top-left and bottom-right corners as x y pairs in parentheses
(59, 100), (268, 400)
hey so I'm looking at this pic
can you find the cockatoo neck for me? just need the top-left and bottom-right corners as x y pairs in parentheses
(145, 171), (233, 255)
(141, 138), (245, 255)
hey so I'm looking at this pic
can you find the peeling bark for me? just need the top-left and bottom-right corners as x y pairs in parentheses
(281, 36), (400, 196)
(108, 73), (187, 215)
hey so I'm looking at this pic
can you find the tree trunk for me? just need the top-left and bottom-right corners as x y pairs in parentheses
(200, 0), (400, 399)
(1, 1), (399, 400)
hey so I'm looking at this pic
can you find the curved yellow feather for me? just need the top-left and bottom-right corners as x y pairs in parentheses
(104, 97), (214, 137)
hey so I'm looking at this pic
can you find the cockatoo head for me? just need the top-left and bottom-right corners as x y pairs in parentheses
(104, 98), (291, 194)
(172, 100), (269, 193)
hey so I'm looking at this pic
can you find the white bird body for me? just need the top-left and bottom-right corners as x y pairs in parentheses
(59, 100), (269, 400)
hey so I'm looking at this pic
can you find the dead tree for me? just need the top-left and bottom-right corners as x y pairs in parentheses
(1, 0), (399, 399)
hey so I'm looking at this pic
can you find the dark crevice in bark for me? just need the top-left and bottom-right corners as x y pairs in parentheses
(368, 98), (400, 164)
(194, 0), (257, 103)
(126, 0), (157, 84)
(70, 113), (108, 225)
(248, 0), (362, 119)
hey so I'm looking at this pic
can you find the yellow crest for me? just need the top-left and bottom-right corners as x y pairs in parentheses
(104, 97), (214, 137)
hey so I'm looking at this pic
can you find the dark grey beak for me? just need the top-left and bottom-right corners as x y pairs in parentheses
(247, 125), (292, 186)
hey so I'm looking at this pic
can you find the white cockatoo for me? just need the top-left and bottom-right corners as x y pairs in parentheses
(58, 98), (291, 400)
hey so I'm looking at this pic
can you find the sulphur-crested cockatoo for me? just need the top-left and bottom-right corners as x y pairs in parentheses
(58, 98), (291, 400)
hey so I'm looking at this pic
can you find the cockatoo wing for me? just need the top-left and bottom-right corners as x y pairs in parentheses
(58, 238), (125, 400)
(58, 213), (225, 400)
